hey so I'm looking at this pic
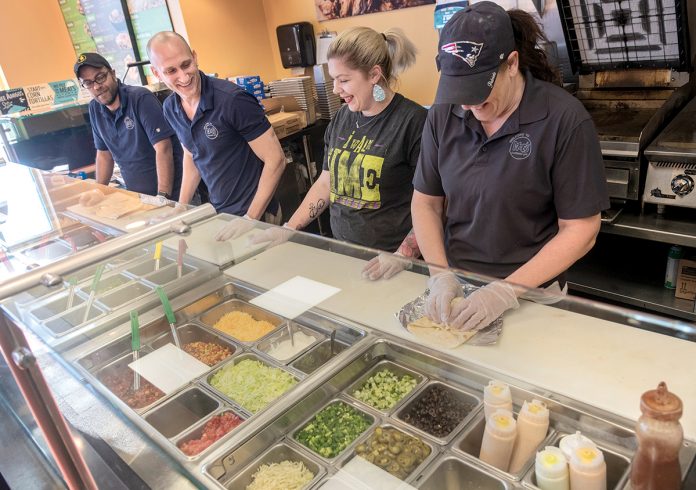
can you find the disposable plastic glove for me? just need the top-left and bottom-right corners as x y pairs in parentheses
(214, 214), (256, 241)
(520, 281), (567, 305)
(146, 202), (187, 225)
(447, 281), (519, 331)
(425, 271), (465, 324)
(247, 223), (295, 247)
(362, 252), (412, 280)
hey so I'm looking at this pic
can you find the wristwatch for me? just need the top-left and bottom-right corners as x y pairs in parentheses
(157, 191), (171, 200)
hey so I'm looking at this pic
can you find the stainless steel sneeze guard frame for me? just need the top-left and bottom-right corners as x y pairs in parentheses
(0, 203), (216, 303)
(13, 243), (218, 352)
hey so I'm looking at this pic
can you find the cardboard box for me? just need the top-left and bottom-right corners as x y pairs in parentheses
(231, 75), (260, 85)
(267, 111), (301, 140)
(675, 258), (696, 300)
(243, 82), (264, 91)
(262, 96), (308, 131)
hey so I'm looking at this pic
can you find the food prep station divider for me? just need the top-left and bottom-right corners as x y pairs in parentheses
(11, 243), (219, 351)
(201, 337), (696, 490)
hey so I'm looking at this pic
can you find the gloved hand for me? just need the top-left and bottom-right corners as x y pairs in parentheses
(362, 252), (412, 280)
(425, 271), (465, 324)
(214, 215), (256, 241)
(520, 281), (567, 305)
(247, 223), (295, 247)
(146, 202), (187, 225)
(447, 281), (519, 331)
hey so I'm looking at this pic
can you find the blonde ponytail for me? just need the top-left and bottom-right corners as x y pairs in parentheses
(327, 27), (417, 86)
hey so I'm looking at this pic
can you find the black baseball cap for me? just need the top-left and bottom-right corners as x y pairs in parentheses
(74, 53), (112, 78)
(435, 1), (516, 106)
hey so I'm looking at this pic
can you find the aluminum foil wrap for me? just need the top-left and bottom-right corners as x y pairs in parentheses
(396, 283), (503, 346)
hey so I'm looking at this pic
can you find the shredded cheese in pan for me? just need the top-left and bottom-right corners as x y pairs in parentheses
(246, 460), (314, 490)
(213, 311), (275, 341)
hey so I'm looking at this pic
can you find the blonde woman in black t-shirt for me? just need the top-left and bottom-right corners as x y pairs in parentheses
(253, 27), (427, 280)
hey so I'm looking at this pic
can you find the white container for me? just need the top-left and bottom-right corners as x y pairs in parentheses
(569, 444), (607, 490)
(509, 399), (550, 473)
(483, 379), (513, 419)
(535, 446), (569, 490)
(479, 408), (517, 472)
(559, 431), (596, 462)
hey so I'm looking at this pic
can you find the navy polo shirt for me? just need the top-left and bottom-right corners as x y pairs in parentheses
(89, 82), (183, 198)
(163, 72), (277, 216)
(414, 72), (609, 279)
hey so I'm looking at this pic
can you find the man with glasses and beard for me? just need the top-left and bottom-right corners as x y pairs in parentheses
(75, 52), (183, 200)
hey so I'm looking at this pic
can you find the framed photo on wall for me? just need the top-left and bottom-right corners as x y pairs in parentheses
(315, 0), (436, 21)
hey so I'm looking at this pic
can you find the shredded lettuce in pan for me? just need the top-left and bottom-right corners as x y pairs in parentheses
(210, 359), (297, 413)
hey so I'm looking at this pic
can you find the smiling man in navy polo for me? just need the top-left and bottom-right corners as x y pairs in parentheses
(146, 32), (286, 238)
(75, 52), (183, 200)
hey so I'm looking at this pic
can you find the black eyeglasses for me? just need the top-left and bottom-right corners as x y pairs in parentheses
(80, 71), (110, 89)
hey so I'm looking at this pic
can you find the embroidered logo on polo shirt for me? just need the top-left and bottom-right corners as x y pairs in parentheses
(441, 41), (484, 68)
(204, 122), (219, 140)
(124, 116), (135, 130)
(509, 133), (532, 160)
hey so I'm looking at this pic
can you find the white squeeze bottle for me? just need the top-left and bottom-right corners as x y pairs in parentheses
(559, 431), (596, 462)
(509, 399), (550, 473)
(479, 409), (517, 471)
(484, 380), (513, 419)
(569, 444), (607, 490)
(535, 446), (569, 490)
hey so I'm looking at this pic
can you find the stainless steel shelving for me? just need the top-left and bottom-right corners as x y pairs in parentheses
(601, 208), (696, 248)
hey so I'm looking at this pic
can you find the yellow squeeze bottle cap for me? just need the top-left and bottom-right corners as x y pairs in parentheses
(559, 431), (596, 461)
(485, 380), (512, 405)
(487, 409), (517, 437)
(521, 399), (550, 423)
(535, 446), (568, 479)
(570, 444), (605, 471)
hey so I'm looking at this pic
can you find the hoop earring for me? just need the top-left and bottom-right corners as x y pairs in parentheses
(372, 83), (386, 102)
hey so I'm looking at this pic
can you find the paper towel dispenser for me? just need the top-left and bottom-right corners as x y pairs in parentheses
(276, 22), (316, 68)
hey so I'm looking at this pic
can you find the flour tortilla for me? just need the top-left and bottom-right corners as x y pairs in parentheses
(94, 194), (146, 219)
(407, 316), (476, 349)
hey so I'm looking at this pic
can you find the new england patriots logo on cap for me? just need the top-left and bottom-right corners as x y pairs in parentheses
(441, 41), (484, 68)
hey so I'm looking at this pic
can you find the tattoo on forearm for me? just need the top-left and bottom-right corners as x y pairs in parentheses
(397, 229), (420, 258)
(309, 198), (326, 219)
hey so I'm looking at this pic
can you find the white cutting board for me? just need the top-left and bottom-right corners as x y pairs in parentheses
(163, 216), (268, 267)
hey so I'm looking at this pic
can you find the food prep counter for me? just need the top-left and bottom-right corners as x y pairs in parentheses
(1, 165), (696, 489)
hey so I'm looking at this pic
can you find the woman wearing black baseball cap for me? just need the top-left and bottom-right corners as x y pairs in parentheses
(412, 2), (609, 332)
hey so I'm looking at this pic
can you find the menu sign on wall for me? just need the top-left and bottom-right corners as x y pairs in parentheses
(0, 89), (30, 115)
(127, 0), (173, 82)
(81, 0), (141, 85)
(24, 80), (83, 110)
(58, 0), (174, 86)
(58, 0), (98, 53)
